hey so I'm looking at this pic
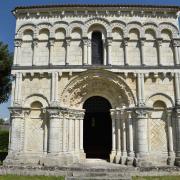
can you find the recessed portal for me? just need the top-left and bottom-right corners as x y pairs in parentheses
(83, 96), (112, 159)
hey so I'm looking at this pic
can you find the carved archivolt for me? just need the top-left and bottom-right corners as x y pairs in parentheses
(61, 70), (135, 109)
(16, 18), (179, 40)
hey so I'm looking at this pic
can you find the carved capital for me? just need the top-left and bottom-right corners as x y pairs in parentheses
(172, 39), (180, 47)
(33, 39), (38, 47)
(14, 39), (22, 47)
(106, 38), (113, 46)
(134, 107), (152, 118)
(9, 107), (30, 118)
(123, 38), (129, 46)
(65, 38), (71, 46)
(82, 38), (88, 45)
(49, 38), (55, 46)
(156, 38), (163, 46)
(47, 108), (60, 118)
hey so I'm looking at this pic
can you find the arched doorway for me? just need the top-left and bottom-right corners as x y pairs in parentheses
(83, 96), (112, 159)
(92, 31), (103, 65)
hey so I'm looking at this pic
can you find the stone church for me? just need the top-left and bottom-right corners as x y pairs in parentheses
(4, 4), (180, 167)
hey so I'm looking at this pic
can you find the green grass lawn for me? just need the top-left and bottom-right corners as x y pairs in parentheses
(133, 176), (180, 180)
(0, 175), (64, 180)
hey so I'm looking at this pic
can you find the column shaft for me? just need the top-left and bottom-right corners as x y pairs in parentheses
(75, 118), (79, 152)
(68, 117), (73, 151)
(128, 113), (134, 155)
(116, 111), (121, 152)
(107, 39), (112, 65)
(137, 73), (145, 106)
(140, 39), (145, 65)
(167, 111), (174, 153)
(32, 40), (38, 66)
(87, 39), (91, 65)
(49, 39), (54, 65)
(83, 39), (88, 65)
(48, 110), (60, 154)
(65, 39), (71, 65)
(123, 39), (128, 65)
(79, 113), (84, 151)
(175, 73), (180, 105)
(122, 120), (127, 156)
(157, 39), (162, 66)
(63, 113), (68, 152)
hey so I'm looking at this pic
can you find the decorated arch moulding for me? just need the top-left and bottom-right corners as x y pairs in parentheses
(60, 70), (136, 109)
(143, 22), (160, 38)
(23, 94), (49, 108)
(68, 21), (84, 37)
(84, 17), (111, 37)
(53, 21), (69, 37)
(145, 93), (174, 108)
(111, 20), (126, 37)
(37, 22), (53, 37)
(16, 23), (36, 39)
(126, 21), (144, 38)
(159, 22), (179, 38)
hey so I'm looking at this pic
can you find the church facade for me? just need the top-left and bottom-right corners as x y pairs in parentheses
(4, 4), (180, 167)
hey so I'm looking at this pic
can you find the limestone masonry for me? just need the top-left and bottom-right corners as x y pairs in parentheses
(4, 4), (180, 167)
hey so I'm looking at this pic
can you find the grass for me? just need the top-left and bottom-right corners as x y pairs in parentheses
(0, 175), (65, 180)
(133, 176), (180, 180)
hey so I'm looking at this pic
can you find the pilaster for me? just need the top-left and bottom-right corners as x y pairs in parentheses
(13, 39), (22, 66)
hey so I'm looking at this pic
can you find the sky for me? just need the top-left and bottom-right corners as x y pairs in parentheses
(0, 0), (180, 120)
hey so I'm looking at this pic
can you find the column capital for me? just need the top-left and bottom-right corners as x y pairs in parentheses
(82, 37), (88, 45)
(123, 38), (129, 46)
(33, 39), (38, 47)
(49, 38), (55, 46)
(139, 38), (146, 46)
(9, 107), (30, 118)
(156, 38), (163, 46)
(14, 39), (22, 47)
(47, 107), (60, 118)
(134, 107), (152, 118)
(106, 37), (113, 46)
(65, 38), (71, 46)
(172, 39), (180, 47)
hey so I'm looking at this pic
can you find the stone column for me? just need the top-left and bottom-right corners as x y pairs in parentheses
(135, 108), (151, 166)
(121, 111), (127, 164)
(51, 72), (59, 105)
(68, 112), (73, 152)
(83, 38), (88, 65)
(62, 111), (68, 152)
(103, 40), (107, 65)
(49, 38), (55, 65)
(123, 38), (129, 66)
(110, 109), (116, 162)
(32, 39), (38, 66)
(115, 109), (121, 164)
(166, 110), (175, 165)
(137, 73), (145, 106)
(157, 38), (163, 66)
(65, 38), (71, 65)
(14, 72), (22, 106)
(13, 39), (22, 66)
(87, 39), (91, 65)
(8, 107), (25, 153)
(172, 39), (180, 65)
(79, 111), (85, 153)
(175, 107), (180, 166)
(47, 108), (60, 154)
(74, 114), (79, 152)
(126, 111), (135, 165)
(140, 38), (145, 66)
(175, 73), (180, 106)
(106, 38), (112, 65)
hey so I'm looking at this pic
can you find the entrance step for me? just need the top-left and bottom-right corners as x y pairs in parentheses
(66, 177), (131, 180)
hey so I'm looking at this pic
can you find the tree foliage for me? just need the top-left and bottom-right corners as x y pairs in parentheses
(0, 41), (13, 104)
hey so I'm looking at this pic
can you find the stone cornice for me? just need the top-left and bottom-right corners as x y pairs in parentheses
(12, 4), (179, 19)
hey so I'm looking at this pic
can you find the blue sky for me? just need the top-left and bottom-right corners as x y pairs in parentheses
(0, 0), (180, 119)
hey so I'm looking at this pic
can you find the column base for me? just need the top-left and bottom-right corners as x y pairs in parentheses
(110, 150), (116, 163)
(167, 152), (175, 166)
(175, 157), (180, 166)
(115, 152), (121, 164)
(134, 157), (152, 167)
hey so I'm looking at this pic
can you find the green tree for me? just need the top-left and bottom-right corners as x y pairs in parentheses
(0, 41), (13, 104)
(0, 118), (4, 125)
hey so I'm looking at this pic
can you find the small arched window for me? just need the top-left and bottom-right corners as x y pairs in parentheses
(92, 31), (103, 65)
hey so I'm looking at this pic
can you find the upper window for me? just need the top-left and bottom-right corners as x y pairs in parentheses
(91, 31), (103, 65)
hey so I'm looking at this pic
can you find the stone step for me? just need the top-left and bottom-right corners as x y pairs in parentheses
(72, 172), (131, 177)
(66, 176), (131, 180)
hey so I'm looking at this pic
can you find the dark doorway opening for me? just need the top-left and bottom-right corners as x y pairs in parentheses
(83, 96), (112, 159)
(92, 31), (103, 65)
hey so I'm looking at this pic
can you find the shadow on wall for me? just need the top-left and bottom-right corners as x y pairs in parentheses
(0, 128), (9, 164)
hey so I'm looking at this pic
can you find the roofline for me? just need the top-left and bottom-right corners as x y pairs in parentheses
(13, 3), (180, 11)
